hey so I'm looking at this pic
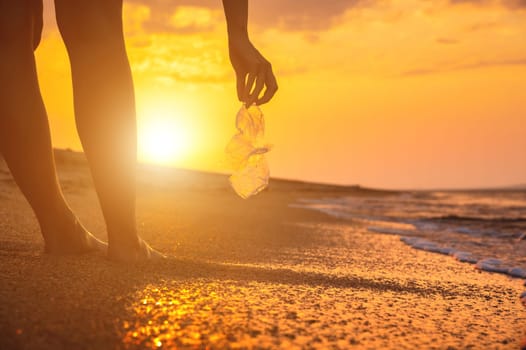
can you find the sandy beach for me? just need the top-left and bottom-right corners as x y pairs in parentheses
(0, 149), (524, 349)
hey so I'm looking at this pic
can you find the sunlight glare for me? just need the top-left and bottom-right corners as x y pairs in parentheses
(139, 110), (191, 165)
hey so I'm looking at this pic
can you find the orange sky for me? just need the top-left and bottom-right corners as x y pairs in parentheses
(36, 0), (526, 189)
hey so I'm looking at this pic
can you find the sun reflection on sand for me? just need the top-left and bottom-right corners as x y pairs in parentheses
(122, 283), (227, 348)
(119, 270), (524, 349)
(118, 277), (444, 349)
(120, 280), (361, 349)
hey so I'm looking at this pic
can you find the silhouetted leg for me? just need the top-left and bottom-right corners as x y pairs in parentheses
(0, 0), (105, 254)
(55, 0), (163, 261)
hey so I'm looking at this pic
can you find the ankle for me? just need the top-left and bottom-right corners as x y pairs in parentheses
(36, 197), (74, 228)
(107, 236), (165, 262)
(108, 234), (140, 251)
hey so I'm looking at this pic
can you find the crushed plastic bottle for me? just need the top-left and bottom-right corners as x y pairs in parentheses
(225, 105), (271, 199)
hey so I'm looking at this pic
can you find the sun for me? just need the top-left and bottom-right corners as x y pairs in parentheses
(138, 114), (191, 165)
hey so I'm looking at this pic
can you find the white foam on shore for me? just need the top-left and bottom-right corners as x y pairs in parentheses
(293, 197), (526, 299)
(327, 206), (526, 282)
(400, 236), (455, 255)
(473, 259), (526, 278)
(508, 267), (526, 279)
(452, 251), (478, 264)
(478, 258), (502, 265)
(475, 259), (509, 274)
(397, 237), (526, 281)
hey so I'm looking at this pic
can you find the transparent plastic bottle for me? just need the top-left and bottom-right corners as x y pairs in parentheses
(225, 105), (271, 199)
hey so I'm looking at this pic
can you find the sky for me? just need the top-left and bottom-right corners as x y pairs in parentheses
(36, 0), (526, 189)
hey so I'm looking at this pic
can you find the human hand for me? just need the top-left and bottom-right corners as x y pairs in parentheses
(228, 36), (278, 106)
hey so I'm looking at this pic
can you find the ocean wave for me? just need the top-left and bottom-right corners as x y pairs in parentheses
(427, 214), (526, 223)
(294, 191), (526, 283)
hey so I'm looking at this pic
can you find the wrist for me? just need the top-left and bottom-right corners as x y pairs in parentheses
(227, 25), (249, 41)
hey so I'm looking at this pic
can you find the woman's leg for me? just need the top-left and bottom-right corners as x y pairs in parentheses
(0, 0), (105, 254)
(55, 0), (162, 261)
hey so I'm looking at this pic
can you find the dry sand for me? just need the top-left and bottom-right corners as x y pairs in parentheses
(0, 149), (525, 349)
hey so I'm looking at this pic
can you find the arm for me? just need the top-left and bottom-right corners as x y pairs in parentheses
(222, 0), (278, 106)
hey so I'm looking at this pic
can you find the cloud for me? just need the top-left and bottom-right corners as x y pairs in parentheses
(401, 58), (526, 76)
(126, 0), (374, 33)
(248, 0), (370, 31)
(449, 0), (526, 9)
(125, 3), (224, 35)
(130, 47), (230, 82)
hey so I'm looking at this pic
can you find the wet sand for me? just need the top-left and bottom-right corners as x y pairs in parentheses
(0, 149), (525, 349)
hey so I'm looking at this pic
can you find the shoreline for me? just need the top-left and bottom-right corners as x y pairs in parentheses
(1, 149), (525, 349)
(294, 195), (526, 293)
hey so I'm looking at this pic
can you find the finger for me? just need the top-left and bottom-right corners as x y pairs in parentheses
(247, 70), (266, 107)
(244, 72), (257, 105)
(236, 71), (246, 102)
(256, 67), (278, 105)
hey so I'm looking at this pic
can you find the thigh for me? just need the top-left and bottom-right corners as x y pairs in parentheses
(0, 0), (43, 51)
(54, 0), (123, 47)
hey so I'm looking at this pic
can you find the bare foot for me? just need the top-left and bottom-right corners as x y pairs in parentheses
(107, 237), (166, 263)
(43, 214), (107, 255)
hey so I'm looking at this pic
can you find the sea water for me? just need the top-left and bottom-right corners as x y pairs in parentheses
(293, 190), (526, 280)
